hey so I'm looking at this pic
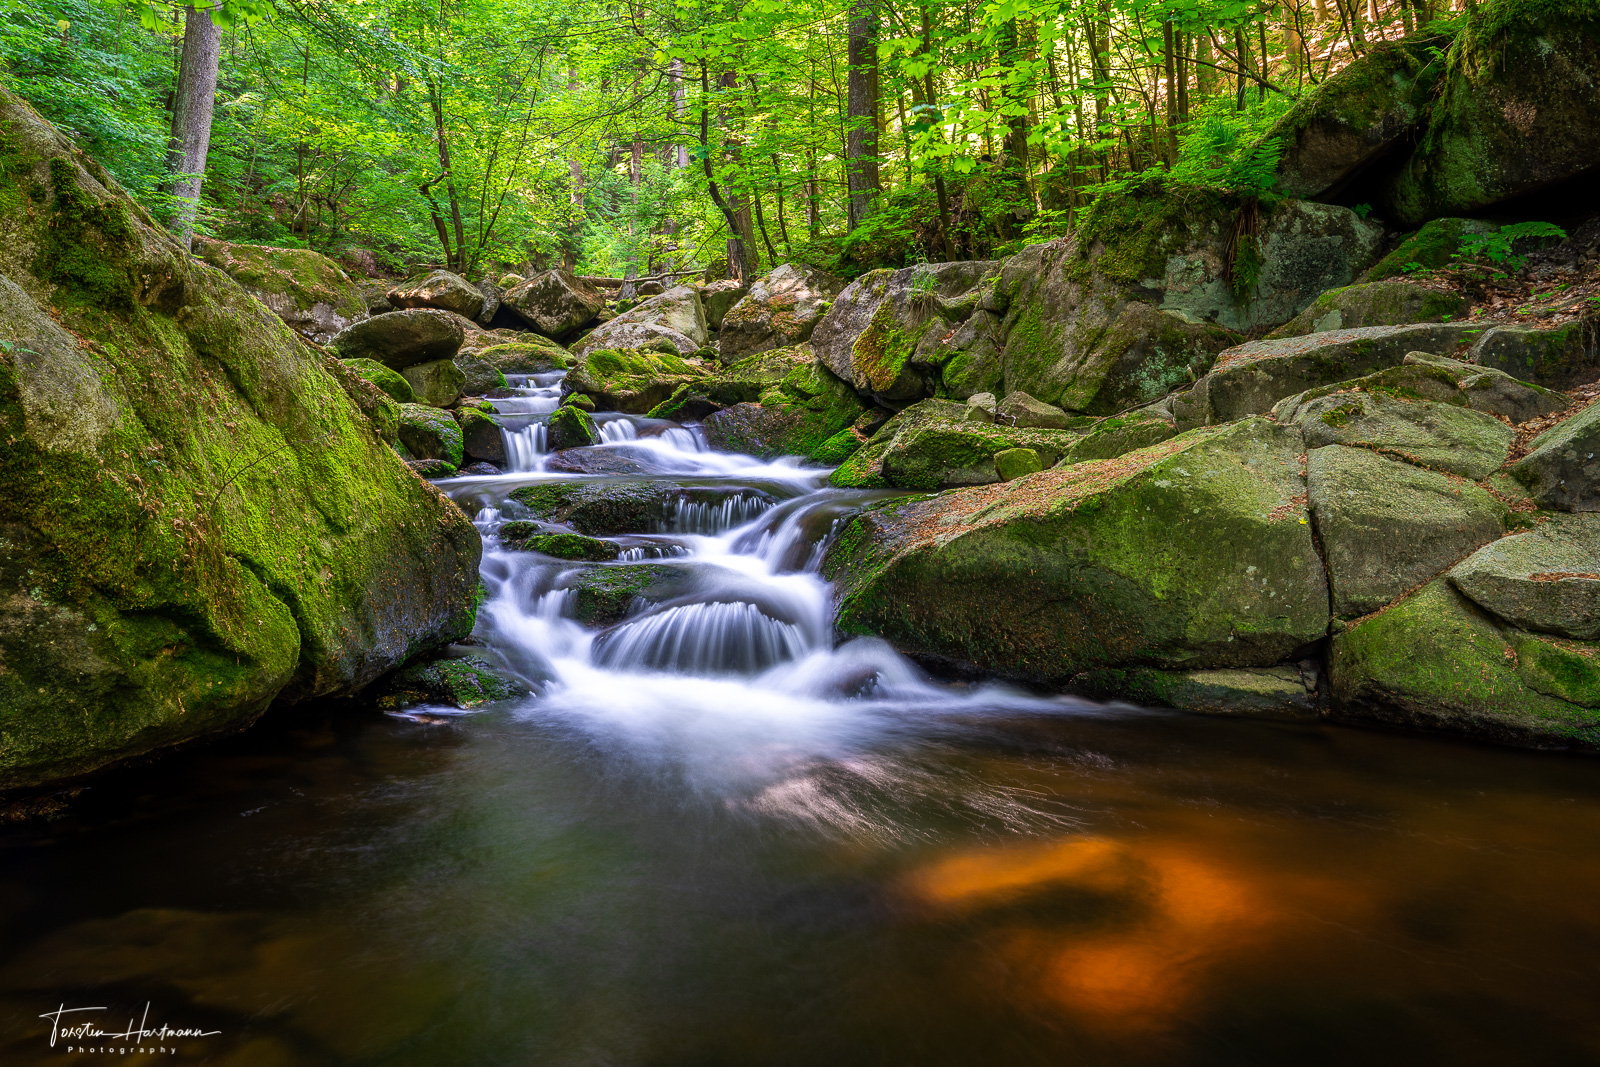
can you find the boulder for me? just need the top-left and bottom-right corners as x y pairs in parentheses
(320, 354), (400, 443)
(563, 348), (706, 414)
(1265, 37), (1445, 200)
(546, 403), (600, 451)
(1511, 400), (1600, 511)
(360, 280), (393, 316)
(994, 447), (1043, 480)
(385, 654), (526, 709)
(1363, 218), (1500, 282)
(571, 285), (709, 357)
(558, 564), (696, 627)
(829, 398), (1087, 490)
(1465, 322), (1599, 390)
(459, 461), (502, 476)
(498, 272), (526, 289)
(997, 390), (1074, 429)
(330, 308), (465, 369)
(458, 407), (506, 466)
(1073, 665), (1320, 720)
(1307, 445), (1510, 617)
(649, 345), (813, 421)
(400, 358), (466, 408)
(1057, 407), (1177, 465)
(718, 263), (845, 361)
(542, 449), (651, 476)
(502, 270), (606, 338)
(193, 238), (367, 345)
(1272, 352), (1569, 426)
(811, 260), (1006, 403)
(1330, 580), (1600, 748)
(1269, 279), (1470, 338)
(474, 278), (501, 326)
(387, 269), (485, 320)
(700, 278), (748, 331)
(502, 528), (620, 562)
(1448, 515), (1600, 639)
(1289, 390), (1514, 479)
(825, 419), (1328, 683)
(1172, 322), (1475, 430)
(454, 353), (508, 395)
(397, 404), (465, 466)
(509, 481), (680, 536)
(690, 349), (871, 463)
(963, 392), (998, 423)
(1383, 4), (1600, 226)
(405, 458), (457, 478)
(0, 85), (479, 788)
(476, 340), (570, 374)
(342, 357), (415, 404)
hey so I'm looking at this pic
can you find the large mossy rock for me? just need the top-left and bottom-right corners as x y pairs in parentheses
(719, 263), (845, 362)
(695, 350), (870, 462)
(699, 278), (748, 331)
(502, 269), (605, 338)
(509, 481), (679, 536)
(1290, 390), (1514, 478)
(342, 357), (415, 404)
(1272, 352), (1569, 426)
(1269, 279), (1469, 338)
(1307, 445), (1511, 617)
(571, 285), (709, 358)
(193, 238), (367, 345)
(558, 564), (696, 627)
(387, 269), (485, 320)
(0, 87), (481, 789)
(1383, 2), (1600, 226)
(649, 345), (809, 420)
(1448, 515), (1600, 639)
(454, 352), (508, 395)
(1363, 218), (1500, 282)
(397, 404), (465, 466)
(330, 308), (465, 369)
(1330, 580), (1600, 748)
(1465, 321), (1600, 390)
(1265, 37), (1446, 200)
(829, 398), (1089, 490)
(1511, 399), (1600, 511)
(545, 403), (600, 450)
(564, 347), (706, 413)
(812, 261), (1006, 404)
(475, 339), (570, 374)
(458, 407), (506, 466)
(825, 419), (1328, 682)
(400, 358), (465, 408)
(1172, 322), (1474, 429)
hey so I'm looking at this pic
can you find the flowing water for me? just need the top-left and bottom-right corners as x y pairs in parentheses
(3, 374), (1600, 1065)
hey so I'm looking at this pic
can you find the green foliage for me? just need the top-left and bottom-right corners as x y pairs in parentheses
(1455, 220), (1567, 273)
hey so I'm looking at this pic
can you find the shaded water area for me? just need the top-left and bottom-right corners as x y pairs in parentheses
(3, 378), (1600, 1065)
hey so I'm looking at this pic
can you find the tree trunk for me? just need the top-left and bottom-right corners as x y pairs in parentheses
(1162, 19), (1179, 164)
(669, 57), (689, 169)
(168, 4), (222, 249)
(1195, 30), (1215, 96)
(846, 0), (880, 231)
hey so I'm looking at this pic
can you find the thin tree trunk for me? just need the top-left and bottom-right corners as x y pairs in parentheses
(168, 4), (222, 249)
(700, 61), (752, 284)
(669, 57), (689, 169)
(846, 0), (881, 230)
(919, 7), (958, 260)
(1162, 19), (1179, 163)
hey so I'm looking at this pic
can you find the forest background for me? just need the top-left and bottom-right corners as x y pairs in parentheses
(0, 0), (1464, 285)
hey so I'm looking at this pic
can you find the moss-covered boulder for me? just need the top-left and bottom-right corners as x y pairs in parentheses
(384, 654), (526, 709)
(0, 86), (481, 789)
(997, 390), (1075, 428)
(700, 278), (748, 331)
(387, 269), (485, 320)
(509, 481), (679, 535)
(330, 308), (465, 370)
(320, 353), (400, 443)
(1308, 445), (1511, 617)
(1448, 515), (1600, 639)
(1511, 399), (1600, 511)
(1330, 580), (1600, 748)
(1057, 408), (1177, 465)
(458, 407), (505, 466)
(1072, 665), (1320, 720)
(695, 350), (871, 462)
(397, 404), (464, 466)
(826, 419), (1327, 683)
(571, 285), (708, 358)
(829, 398), (1088, 490)
(564, 347), (705, 413)
(559, 564), (696, 626)
(193, 238), (367, 345)
(1269, 279), (1470, 338)
(1363, 218), (1501, 282)
(400, 358), (465, 408)
(502, 529), (620, 561)
(1265, 37), (1446, 200)
(1272, 352), (1569, 426)
(720, 263), (846, 363)
(1172, 322), (1476, 430)
(1384, 2), (1600, 226)
(812, 261), (1006, 404)
(1290, 390), (1514, 479)
(343, 357), (415, 404)
(1465, 322), (1600, 390)
(454, 353), (507, 395)
(648, 345), (810, 420)
(476, 339), (570, 374)
(502, 269), (605, 338)
(546, 403), (600, 450)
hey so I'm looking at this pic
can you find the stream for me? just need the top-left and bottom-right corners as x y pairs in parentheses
(1, 373), (1599, 1064)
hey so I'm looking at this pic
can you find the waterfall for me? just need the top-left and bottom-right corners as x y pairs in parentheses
(592, 601), (814, 675)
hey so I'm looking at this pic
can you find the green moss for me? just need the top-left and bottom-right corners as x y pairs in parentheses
(344, 357), (415, 403)
(1515, 633), (1600, 707)
(35, 157), (136, 309)
(1366, 219), (1495, 281)
(563, 563), (692, 626)
(388, 655), (525, 709)
(504, 531), (620, 561)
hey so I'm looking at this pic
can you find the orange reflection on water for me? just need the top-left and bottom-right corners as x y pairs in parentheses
(901, 832), (1358, 1031)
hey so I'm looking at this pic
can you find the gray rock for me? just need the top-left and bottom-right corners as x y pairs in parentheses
(454, 353), (508, 395)
(458, 407), (506, 466)
(400, 358), (466, 408)
(397, 403), (464, 466)
(574, 285), (708, 356)
(388, 269), (485, 320)
(1511, 400), (1600, 512)
(1466, 322), (1599, 390)
(1448, 516), (1600, 639)
(474, 279), (502, 325)
(963, 392), (997, 423)
(1270, 279), (1469, 338)
(997, 390), (1074, 429)
(700, 278), (749, 331)
(1271, 352), (1569, 426)
(502, 270), (606, 338)
(719, 264), (845, 361)
(330, 308), (465, 369)
(1291, 390), (1514, 479)
(1307, 445), (1510, 616)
